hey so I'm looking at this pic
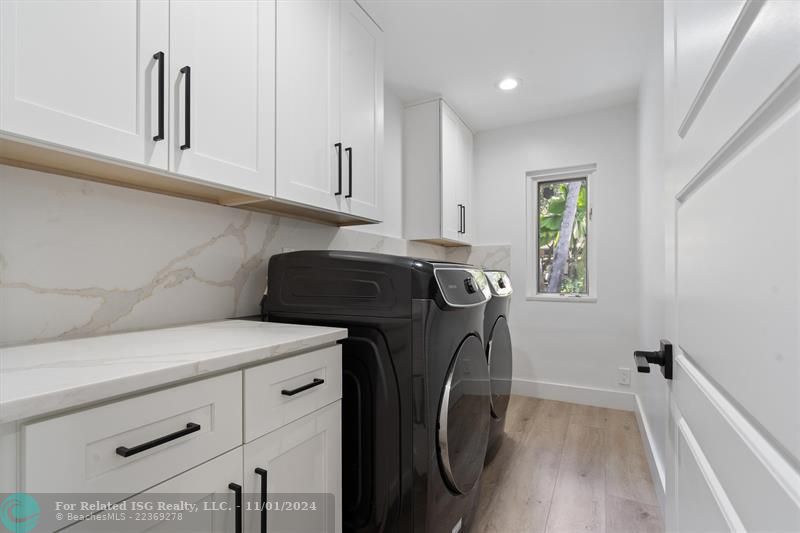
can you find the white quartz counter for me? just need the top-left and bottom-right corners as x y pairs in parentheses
(0, 320), (347, 424)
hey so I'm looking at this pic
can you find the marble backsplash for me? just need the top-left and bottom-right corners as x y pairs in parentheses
(0, 165), (509, 347)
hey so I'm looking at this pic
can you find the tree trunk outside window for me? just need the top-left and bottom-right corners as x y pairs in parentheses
(546, 181), (581, 293)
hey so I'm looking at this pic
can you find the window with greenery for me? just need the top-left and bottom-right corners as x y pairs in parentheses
(537, 177), (589, 295)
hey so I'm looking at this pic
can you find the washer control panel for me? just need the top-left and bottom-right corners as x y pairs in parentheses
(434, 268), (491, 307)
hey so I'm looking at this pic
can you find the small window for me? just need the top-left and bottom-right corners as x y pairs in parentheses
(527, 165), (596, 301)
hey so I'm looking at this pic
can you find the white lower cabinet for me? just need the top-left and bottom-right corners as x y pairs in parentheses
(66, 448), (243, 532)
(244, 401), (342, 533)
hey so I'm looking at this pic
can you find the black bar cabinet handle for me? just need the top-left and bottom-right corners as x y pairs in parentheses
(180, 66), (191, 150)
(228, 482), (242, 533)
(334, 143), (342, 195)
(281, 378), (324, 396)
(115, 422), (200, 458)
(152, 52), (165, 141)
(457, 204), (464, 233)
(255, 468), (268, 533)
(462, 204), (466, 234)
(345, 147), (353, 198)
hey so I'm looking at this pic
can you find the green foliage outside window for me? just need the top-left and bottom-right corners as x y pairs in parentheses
(537, 178), (588, 294)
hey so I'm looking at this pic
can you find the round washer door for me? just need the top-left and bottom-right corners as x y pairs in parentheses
(437, 334), (491, 494)
(487, 315), (512, 420)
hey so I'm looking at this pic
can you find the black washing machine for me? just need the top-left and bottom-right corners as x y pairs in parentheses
(262, 251), (492, 533)
(482, 270), (513, 464)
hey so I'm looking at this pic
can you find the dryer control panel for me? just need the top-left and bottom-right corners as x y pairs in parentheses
(434, 268), (491, 307)
(485, 270), (513, 298)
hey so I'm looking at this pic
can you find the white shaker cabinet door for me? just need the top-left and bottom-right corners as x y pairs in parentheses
(458, 116), (474, 244)
(0, 0), (169, 169)
(440, 101), (466, 242)
(340, 0), (383, 221)
(169, 0), (275, 196)
(244, 401), (342, 533)
(64, 449), (243, 532)
(275, 0), (342, 212)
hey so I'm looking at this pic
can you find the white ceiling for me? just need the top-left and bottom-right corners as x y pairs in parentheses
(361, 0), (662, 132)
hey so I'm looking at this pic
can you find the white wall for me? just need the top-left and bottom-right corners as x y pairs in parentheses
(474, 104), (640, 401)
(351, 89), (403, 239)
(635, 52), (669, 497)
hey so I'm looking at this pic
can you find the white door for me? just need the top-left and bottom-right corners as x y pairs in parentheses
(662, 1), (800, 531)
(340, 0), (383, 221)
(275, 0), (342, 212)
(243, 402), (341, 533)
(441, 101), (466, 242)
(65, 448), (243, 532)
(170, 0), (275, 196)
(0, 0), (168, 169)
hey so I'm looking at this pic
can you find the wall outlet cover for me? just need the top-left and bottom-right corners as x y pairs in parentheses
(617, 367), (631, 386)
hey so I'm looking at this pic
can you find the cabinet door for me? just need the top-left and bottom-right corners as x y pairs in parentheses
(64, 448), (243, 532)
(340, 0), (383, 221)
(458, 117), (475, 244)
(244, 402), (341, 533)
(0, 0), (168, 169)
(170, 0), (275, 196)
(440, 102), (466, 242)
(275, 0), (342, 212)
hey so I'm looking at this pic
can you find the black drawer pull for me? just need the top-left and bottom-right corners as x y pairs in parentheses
(180, 65), (191, 150)
(255, 468), (268, 533)
(152, 51), (165, 141)
(281, 378), (324, 396)
(334, 143), (343, 195)
(345, 146), (353, 198)
(229, 482), (243, 533)
(115, 422), (200, 458)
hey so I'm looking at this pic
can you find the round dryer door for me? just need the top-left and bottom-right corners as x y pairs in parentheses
(437, 334), (491, 495)
(487, 315), (512, 420)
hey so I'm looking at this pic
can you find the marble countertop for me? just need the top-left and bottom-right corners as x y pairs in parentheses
(0, 320), (347, 424)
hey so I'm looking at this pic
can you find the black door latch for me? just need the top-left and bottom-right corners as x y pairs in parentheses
(634, 340), (673, 380)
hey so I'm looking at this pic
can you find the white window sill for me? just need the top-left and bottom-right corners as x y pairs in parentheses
(526, 294), (597, 303)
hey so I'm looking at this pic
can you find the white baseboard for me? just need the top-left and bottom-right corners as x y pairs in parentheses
(512, 378), (635, 411)
(633, 394), (667, 508)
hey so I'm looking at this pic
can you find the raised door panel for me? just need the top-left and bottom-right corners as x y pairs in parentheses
(440, 101), (464, 242)
(276, 0), (341, 212)
(169, 0), (275, 196)
(340, 0), (383, 221)
(0, 0), (168, 168)
(244, 402), (341, 533)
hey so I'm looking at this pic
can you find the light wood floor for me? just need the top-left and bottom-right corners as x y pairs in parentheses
(472, 396), (664, 533)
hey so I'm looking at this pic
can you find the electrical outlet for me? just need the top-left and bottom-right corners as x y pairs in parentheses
(617, 367), (631, 386)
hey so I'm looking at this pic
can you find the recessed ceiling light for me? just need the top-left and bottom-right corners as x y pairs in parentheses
(498, 77), (520, 91)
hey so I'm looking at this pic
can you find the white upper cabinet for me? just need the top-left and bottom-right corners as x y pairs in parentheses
(403, 99), (474, 245)
(276, 0), (383, 221)
(275, 0), (342, 213)
(0, 0), (169, 169)
(340, 0), (383, 221)
(0, 0), (382, 225)
(169, 0), (275, 196)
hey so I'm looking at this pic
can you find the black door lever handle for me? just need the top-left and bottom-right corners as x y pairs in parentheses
(634, 340), (673, 379)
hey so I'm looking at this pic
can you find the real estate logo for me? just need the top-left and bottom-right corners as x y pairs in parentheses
(0, 493), (40, 532)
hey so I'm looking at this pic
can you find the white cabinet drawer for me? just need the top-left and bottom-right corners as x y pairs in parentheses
(244, 345), (341, 442)
(22, 372), (242, 495)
